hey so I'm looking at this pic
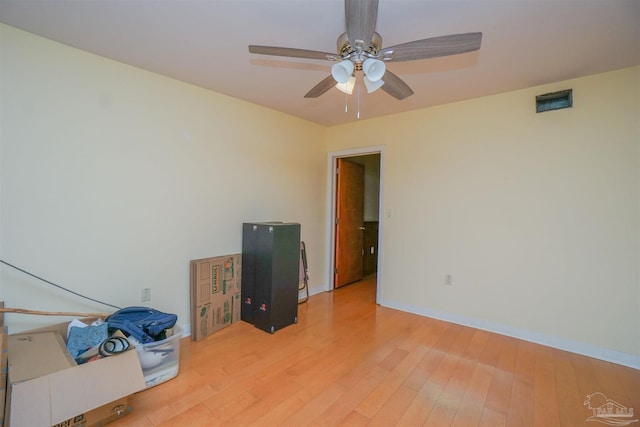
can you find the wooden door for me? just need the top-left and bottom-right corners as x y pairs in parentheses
(334, 158), (364, 288)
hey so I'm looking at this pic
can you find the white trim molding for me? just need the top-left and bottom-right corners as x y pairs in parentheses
(325, 146), (385, 302)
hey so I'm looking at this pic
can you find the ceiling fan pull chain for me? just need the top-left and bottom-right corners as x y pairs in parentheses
(345, 90), (348, 113)
(357, 84), (360, 119)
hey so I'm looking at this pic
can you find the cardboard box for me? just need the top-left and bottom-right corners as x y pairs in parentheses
(190, 254), (242, 341)
(6, 320), (145, 427)
(52, 396), (132, 427)
(0, 325), (7, 427)
(232, 292), (241, 325)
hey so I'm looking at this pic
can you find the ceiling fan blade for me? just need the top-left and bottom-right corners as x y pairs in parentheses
(346, 0), (379, 50)
(380, 32), (482, 62)
(249, 45), (341, 61)
(381, 70), (414, 100)
(304, 75), (337, 98)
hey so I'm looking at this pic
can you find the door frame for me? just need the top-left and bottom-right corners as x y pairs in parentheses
(325, 145), (385, 304)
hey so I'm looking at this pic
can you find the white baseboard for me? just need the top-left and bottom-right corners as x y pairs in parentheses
(379, 298), (640, 370)
(307, 285), (326, 298)
(181, 323), (191, 338)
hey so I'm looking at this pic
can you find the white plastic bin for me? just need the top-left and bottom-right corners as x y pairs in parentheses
(130, 324), (182, 388)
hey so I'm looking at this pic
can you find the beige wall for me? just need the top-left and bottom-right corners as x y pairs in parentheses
(0, 24), (327, 332)
(328, 66), (640, 365)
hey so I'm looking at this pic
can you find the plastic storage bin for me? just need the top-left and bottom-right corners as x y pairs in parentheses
(130, 324), (182, 388)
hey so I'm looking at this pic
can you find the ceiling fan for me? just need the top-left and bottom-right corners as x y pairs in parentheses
(248, 0), (482, 100)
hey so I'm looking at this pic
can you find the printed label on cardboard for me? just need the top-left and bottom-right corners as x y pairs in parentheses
(212, 265), (220, 294)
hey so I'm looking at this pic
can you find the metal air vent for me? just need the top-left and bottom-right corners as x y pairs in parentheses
(536, 89), (572, 113)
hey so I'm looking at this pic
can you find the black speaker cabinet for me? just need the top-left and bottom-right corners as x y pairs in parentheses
(241, 222), (300, 333)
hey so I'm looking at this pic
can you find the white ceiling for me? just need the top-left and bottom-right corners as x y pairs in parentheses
(1, 0), (639, 127)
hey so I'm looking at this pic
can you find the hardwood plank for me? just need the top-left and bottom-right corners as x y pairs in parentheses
(425, 353), (479, 425)
(514, 340), (537, 385)
(483, 335), (517, 418)
(478, 406), (507, 427)
(552, 349), (586, 426)
(339, 410), (371, 427)
(462, 328), (491, 361)
(505, 378), (534, 427)
(156, 403), (213, 426)
(379, 348), (409, 371)
(279, 382), (348, 427)
(204, 391), (257, 426)
(587, 355), (635, 407)
(309, 368), (387, 426)
(532, 346), (561, 427)
(143, 383), (217, 426)
(221, 376), (303, 426)
(401, 345), (443, 392)
(424, 387), (463, 426)
(368, 385), (418, 426)
(396, 380), (441, 426)
(609, 363), (640, 409)
(450, 364), (494, 427)
(354, 341), (430, 418)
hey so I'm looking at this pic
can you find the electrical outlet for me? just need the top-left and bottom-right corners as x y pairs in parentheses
(445, 275), (453, 286)
(141, 287), (151, 302)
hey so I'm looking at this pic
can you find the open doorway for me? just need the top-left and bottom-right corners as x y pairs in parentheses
(326, 147), (383, 302)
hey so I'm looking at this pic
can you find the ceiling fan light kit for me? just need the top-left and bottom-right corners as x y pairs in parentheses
(331, 60), (355, 83)
(249, 0), (482, 113)
(336, 75), (357, 95)
(364, 76), (384, 93)
(361, 58), (385, 82)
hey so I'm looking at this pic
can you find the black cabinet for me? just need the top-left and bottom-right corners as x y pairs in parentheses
(241, 222), (300, 333)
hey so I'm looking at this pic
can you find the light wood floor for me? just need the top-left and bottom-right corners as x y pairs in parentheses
(113, 275), (639, 426)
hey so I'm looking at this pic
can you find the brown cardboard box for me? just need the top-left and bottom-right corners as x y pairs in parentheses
(0, 325), (7, 427)
(211, 291), (232, 334)
(6, 320), (145, 427)
(232, 292), (241, 324)
(190, 254), (241, 341)
(52, 395), (132, 427)
(8, 332), (76, 380)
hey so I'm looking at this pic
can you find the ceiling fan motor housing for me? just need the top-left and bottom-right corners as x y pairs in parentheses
(336, 31), (383, 62)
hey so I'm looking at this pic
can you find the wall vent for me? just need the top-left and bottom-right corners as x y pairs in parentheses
(536, 89), (572, 113)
